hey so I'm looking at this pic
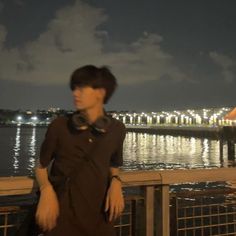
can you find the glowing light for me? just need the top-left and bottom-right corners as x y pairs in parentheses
(31, 116), (38, 121)
(17, 116), (22, 121)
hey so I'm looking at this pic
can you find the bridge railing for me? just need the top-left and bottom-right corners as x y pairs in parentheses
(1, 168), (236, 236)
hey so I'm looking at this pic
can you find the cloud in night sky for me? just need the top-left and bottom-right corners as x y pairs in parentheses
(0, 0), (236, 111)
(209, 52), (236, 83)
(0, 0), (188, 86)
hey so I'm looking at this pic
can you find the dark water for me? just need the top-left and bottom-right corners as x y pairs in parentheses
(0, 126), (231, 177)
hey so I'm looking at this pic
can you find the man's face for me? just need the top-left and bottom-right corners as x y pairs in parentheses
(72, 86), (105, 111)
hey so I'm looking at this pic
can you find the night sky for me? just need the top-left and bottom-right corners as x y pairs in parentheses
(0, 0), (236, 112)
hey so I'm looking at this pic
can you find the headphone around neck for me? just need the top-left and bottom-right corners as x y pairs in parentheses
(71, 111), (111, 133)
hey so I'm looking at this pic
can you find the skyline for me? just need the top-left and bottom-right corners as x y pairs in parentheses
(0, 0), (236, 111)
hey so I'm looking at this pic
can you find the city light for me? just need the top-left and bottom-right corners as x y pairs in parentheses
(17, 116), (22, 121)
(1, 107), (235, 127)
(111, 106), (236, 127)
(31, 116), (38, 121)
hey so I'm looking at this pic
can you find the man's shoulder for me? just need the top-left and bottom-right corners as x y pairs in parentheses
(110, 117), (126, 133)
(49, 115), (68, 128)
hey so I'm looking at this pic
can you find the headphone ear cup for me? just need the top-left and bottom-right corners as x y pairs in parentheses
(71, 112), (89, 130)
(92, 116), (111, 133)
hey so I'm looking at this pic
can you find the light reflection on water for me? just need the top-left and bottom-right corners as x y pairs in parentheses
(27, 127), (36, 174)
(12, 127), (21, 172)
(121, 132), (229, 171)
(0, 127), (232, 176)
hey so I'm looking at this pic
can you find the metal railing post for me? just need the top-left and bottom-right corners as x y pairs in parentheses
(162, 185), (170, 236)
(156, 185), (170, 236)
(145, 185), (155, 236)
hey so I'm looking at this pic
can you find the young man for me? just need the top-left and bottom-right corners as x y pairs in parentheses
(35, 65), (126, 236)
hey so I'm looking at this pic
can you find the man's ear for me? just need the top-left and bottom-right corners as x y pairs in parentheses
(98, 88), (106, 101)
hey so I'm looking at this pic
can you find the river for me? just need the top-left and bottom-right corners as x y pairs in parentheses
(0, 126), (231, 177)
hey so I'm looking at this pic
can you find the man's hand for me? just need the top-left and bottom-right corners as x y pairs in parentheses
(35, 185), (59, 232)
(105, 178), (124, 222)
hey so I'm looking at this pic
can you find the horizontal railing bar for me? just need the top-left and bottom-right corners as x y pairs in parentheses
(178, 205), (236, 210)
(121, 170), (162, 186)
(114, 224), (131, 227)
(171, 188), (236, 197)
(177, 203), (236, 208)
(178, 212), (236, 219)
(158, 168), (236, 185)
(0, 225), (19, 228)
(178, 222), (236, 230)
(214, 234), (236, 236)
(1, 168), (236, 196)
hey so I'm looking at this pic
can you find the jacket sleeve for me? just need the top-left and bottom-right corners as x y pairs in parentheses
(109, 122), (126, 168)
(39, 119), (59, 168)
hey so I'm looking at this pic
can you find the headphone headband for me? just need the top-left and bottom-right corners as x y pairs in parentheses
(71, 111), (111, 133)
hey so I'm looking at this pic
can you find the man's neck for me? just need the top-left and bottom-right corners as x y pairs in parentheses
(84, 106), (105, 123)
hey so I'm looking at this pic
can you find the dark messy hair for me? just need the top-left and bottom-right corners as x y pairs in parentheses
(70, 65), (117, 104)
